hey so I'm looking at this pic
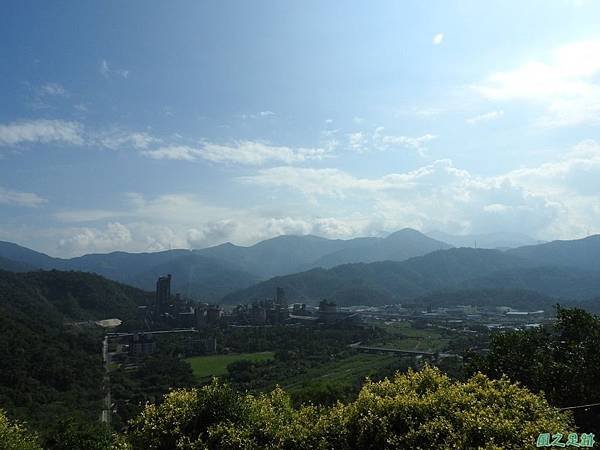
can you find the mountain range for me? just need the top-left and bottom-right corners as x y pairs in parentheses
(1, 230), (599, 306)
(223, 236), (600, 305)
(0, 229), (452, 300)
(425, 231), (541, 249)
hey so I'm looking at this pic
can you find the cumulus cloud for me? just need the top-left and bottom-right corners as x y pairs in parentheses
(0, 187), (46, 207)
(0, 119), (83, 146)
(474, 39), (600, 126)
(466, 110), (504, 125)
(30, 138), (600, 255)
(240, 140), (600, 239)
(432, 33), (444, 45)
(58, 222), (133, 255)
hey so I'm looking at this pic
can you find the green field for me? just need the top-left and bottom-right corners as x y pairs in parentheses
(366, 321), (450, 352)
(186, 352), (275, 380)
(282, 353), (400, 391)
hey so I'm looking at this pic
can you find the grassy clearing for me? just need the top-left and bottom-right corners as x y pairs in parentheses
(282, 353), (400, 391)
(366, 320), (450, 352)
(186, 351), (275, 380)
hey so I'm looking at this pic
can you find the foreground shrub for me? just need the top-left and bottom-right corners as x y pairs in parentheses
(127, 367), (573, 449)
(0, 410), (41, 450)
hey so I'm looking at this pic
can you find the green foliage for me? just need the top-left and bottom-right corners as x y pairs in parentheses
(186, 352), (274, 380)
(470, 306), (600, 433)
(126, 366), (572, 449)
(111, 355), (196, 430)
(0, 271), (106, 437)
(0, 269), (151, 443)
(0, 410), (41, 450)
(20, 270), (150, 322)
(224, 247), (600, 305)
(218, 324), (386, 395)
(42, 419), (115, 450)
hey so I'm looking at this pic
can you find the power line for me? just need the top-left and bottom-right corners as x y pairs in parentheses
(559, 401), (600, 411)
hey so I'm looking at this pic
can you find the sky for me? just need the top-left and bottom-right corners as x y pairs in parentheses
(2, 0), (600, 257)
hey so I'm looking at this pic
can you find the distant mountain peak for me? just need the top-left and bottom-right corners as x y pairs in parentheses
(386, 228), (427, 239)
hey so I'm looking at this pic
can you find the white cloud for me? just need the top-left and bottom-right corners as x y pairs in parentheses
(466, 110), (504, 125)
(432, 33), (444, 45)
(100, 60), (110, 77)
(0, 187), (46, 207)
(58, 222), (133, 255)
(0, 119), (83, 147)
(483, 203), (511, 213)
(141, 145), (202, 161)
(38, 82), (67, 97)
(53, 209), (122, 223)
(26, 140), (600, 255)
(377, 132), (436, 155)
(98, 130), (158, 150)
(200, 141), (330, 165)
(236, 111), (276, 120)
(100, 59), (129, 79)
(348, 132), (366, 150)
(474, 39), (600, 126)
(348, 127), (436, 155)
(240, 140), (600, 239)
(240, 159), (459, 197)
(142, 141), (331, 165)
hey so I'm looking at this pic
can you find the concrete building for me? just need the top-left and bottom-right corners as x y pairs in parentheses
(155, 274), (172, 316)
(196, 304), (223, 328)
(276, 287), (287, 310)
(318, 299), (338, 322)
(129, 333), (157, 355)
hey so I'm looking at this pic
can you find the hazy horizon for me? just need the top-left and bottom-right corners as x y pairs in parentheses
(0, 227), (563, 259)
(2, 1), (600, 257)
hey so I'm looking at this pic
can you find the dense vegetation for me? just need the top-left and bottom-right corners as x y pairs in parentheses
(223, 247), (600, 305)
(3, 234), (600, 306)
(470, 306), (600, 434)
(110, 355), (197, 430)
(0, 270), (149, 446)
(3, 263), (600, 448)
(0, 410), (41, 450)
(126, 366), (572, 450)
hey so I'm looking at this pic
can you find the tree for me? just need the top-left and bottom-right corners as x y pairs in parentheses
(470, 306), (600, 433)
(126, 366), (572, 449)
(0, 409), (41, 450)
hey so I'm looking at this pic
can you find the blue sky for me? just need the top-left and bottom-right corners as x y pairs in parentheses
(2, 0), (600, 256)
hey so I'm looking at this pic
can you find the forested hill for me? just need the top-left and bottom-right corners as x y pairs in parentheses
(506, 234), (600, 272)
(0, 270), (151, 437)
(0, 255), (36, 272)
(0, 229), (450, 299)
(13, 270), (152, 321)
(222, 247), (600, 305)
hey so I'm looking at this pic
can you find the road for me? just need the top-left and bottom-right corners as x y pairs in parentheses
(100, 335), (111, 425)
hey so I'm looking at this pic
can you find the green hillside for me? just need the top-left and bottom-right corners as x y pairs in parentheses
(0, 269), (150, 440)
(223, 247), (600, 306)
